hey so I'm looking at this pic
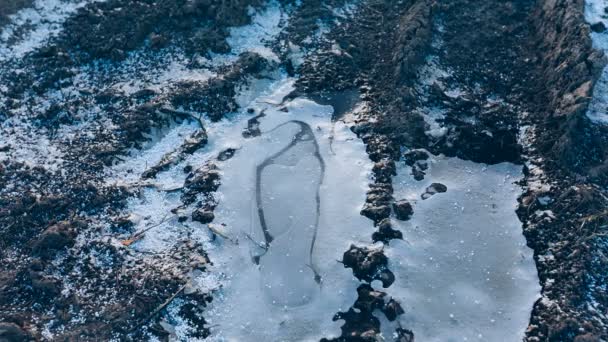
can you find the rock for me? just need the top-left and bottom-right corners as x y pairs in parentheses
(32, 221), (78, 259)
(591, 22), (606, 33)
(0, 323), (29, 341)
(192, 209), (214, 224)
(393, 200), (413, 220)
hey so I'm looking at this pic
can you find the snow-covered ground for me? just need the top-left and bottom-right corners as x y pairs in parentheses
(0, 0), (106, 60)
(585, 0), (608, 124)
(383, 156), (540, 341)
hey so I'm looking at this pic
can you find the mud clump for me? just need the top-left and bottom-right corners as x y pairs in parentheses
(342, 245), (395, 288)
(192, 208), (215, 225)
(142, 128), (208, 179)
(531, 0), (608, 178)
(218, 148), (237, 161)
(58, 0), (265, 61)
(171, 52), (271, 122)
(372, 218), (403, 244)
(324, 284), (406, 342)
(31, 221), (79, 259)
(393, 199), (413, 221)
(421, 182), (447, 200)
(181, 163), (220, 206)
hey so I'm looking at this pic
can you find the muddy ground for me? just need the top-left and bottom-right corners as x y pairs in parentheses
(0, 0), (607, 341)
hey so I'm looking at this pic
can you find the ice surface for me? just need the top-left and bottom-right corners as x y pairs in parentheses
(203, 79), (374, 341)
(253, 121), (324, 307)
(585, 0), (608, 123)
(383, 155), (540, 341)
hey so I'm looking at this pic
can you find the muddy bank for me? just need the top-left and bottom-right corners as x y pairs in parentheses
(517, 0), (608, 340)
(529, 0), (608, 181)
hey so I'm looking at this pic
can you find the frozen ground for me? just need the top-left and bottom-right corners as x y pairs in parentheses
(383, 155), (540, 341)
(103, 2), (541, 339)
(0, 0), (547, 339)
(0, 0), (105, 60)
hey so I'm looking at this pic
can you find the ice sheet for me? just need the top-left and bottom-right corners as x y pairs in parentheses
(383, 155), (540, 341)
(202, 93), (373, 341)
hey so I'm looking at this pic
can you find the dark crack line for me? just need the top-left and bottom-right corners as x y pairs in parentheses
(253, 120), (325, 284)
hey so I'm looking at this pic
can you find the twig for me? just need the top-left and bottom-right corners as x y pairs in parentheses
(122, 214), (170, 246)
(132, 283), (187, 333)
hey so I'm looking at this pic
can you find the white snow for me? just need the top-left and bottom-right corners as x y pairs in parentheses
(585, 0), (608, 123)
(382, 155), (540, 341)
(0, 0), (105, 60)
(223, 2), (286, 62)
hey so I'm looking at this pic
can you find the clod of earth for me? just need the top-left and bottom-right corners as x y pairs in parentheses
(421, 182), (448, 200)
(393, 199), (414, 220)
(342, 245), (395, 288)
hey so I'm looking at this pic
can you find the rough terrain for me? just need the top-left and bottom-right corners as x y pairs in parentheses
(0, 0), (607, 341)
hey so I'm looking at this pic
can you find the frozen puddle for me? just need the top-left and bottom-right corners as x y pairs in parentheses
(384, 156), (540, 341)
(204, 79), (373, 341)
(252, 120), (325, 305)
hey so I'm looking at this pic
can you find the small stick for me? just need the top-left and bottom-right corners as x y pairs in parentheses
(122, 214), (170, 246)
(131, 283), (187, 333)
